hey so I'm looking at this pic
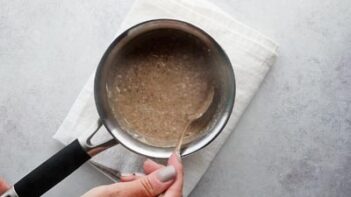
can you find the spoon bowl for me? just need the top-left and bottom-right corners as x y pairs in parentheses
(175, 86), (215, 154)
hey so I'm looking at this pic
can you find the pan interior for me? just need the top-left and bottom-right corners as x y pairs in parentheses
(106, 29), (219, 147)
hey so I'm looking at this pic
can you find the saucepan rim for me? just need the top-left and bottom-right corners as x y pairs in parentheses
(94, 19), (236, 158)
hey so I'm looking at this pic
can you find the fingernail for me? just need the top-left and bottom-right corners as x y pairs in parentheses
(156, 165), (176, 182)
(134, 172), (145, 176)
(121, 173), (133, 177)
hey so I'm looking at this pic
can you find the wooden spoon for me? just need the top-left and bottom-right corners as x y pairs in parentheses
(174, 86), (215, 155)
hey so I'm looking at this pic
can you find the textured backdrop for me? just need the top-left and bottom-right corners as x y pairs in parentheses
(0, 0), (350, 196)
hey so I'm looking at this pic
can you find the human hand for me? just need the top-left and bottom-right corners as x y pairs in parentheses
(82, 152), (183, 197)
(0, 178), (10, 195)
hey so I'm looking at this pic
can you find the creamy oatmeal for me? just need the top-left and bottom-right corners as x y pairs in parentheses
(109, 30), (213, 147)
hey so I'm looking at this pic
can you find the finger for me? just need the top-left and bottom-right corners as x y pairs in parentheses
(81, 185), (108, 197)
(120, 173), (144, 182)
(0, 178), (10, 194)
(143, 159), (164, 174)
(108, 165), (176, 197)
(164, 153), (183, 197)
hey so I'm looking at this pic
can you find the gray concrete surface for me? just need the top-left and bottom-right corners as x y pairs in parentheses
(0, 0), (350, 196)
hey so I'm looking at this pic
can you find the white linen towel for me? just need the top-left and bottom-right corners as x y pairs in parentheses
(53, 0), (278, 196)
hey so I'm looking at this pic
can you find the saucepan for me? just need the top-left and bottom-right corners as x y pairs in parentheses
(2, 19), (235, 197)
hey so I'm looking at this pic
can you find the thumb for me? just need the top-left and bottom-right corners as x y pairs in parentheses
(109, 165), (176, 197)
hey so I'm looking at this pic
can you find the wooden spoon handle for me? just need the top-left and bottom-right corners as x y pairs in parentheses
(174, 121), (191, 154)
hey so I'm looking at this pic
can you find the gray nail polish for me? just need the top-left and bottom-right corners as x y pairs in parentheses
(121, 173), (133, 177)
(157, 165), (176, 182)
(134, 172), (145, 176)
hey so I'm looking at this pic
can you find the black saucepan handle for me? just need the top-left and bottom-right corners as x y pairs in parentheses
(14, 139), (90, 197)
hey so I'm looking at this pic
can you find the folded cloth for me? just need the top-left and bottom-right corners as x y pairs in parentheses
(53, 0), (278, 196)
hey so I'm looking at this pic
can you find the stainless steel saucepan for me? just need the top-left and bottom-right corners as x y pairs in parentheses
(2, 19), (235, 197)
